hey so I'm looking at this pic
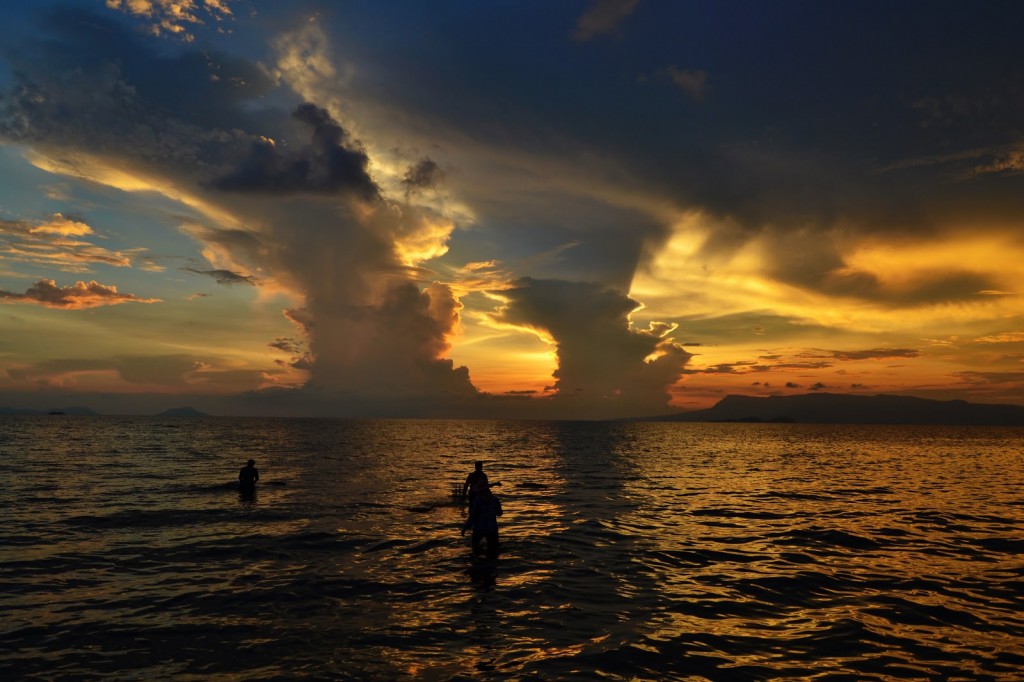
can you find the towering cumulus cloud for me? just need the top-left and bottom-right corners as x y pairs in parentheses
(492, 278), (691, 419)
(0, 6), (695, 418)
(0, 8), (476, 415)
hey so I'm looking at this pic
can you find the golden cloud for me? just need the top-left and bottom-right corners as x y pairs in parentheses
(105, 0), (234, 40)
(0, 213), (137, 272)
(0, 279), (161, 309)
(28, 214), (94, 237)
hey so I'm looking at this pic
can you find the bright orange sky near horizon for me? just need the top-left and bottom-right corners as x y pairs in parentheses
(0, 1), (1022, 418)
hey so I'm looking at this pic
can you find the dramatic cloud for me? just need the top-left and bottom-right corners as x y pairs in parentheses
(212, 103), (379, 200)
(487, 278), (691, 418)
(2, 2), (1023, 415)
(0, 8), (479, 413)
(0, 279), (161, 309)
(307, 280), (477, 399)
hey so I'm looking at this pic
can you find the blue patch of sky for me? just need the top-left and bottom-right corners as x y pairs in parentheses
(0, 145), (215, 299)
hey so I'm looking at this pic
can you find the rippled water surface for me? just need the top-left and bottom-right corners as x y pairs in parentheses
(2, 417), (1023, 680)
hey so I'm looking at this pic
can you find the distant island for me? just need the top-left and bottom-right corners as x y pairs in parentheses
(647, 393), (1024, 426)
(154, 407), (211, 417)
(0, 406), (100, 416)
(1, 394), (1021, 424)
(0, 406), (211, 417)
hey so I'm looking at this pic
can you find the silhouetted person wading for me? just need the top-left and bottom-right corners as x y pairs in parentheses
(239, 459), (259, 494)
(462, 460), (488, 503)
(462, 484), (502, 559)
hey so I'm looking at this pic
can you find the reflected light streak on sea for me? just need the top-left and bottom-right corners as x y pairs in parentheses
(1, 417), (1023, 680)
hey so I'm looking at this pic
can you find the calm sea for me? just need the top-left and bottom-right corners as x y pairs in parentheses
(2, 417), (1023, 680)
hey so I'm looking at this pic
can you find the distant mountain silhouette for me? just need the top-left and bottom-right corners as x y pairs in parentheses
(0, 406), (101, 416)
(650, 393), (1024, 425)
(155, 407), (210, 417)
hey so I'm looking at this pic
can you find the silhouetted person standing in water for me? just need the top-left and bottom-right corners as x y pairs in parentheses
(239, 459), (259, 496)
(462, 460), (488, 503)
(462, 484), (502, 559)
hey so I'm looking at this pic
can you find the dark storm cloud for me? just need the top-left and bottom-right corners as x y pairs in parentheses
(0, 6), (484, 415)
(0, 7), (275, 161)
(182, 267), (260, 286)
(260, 2), (1024, 312)
(5, 2), (1019, 415)
(490, 277), (691, 418)
(570, 3), (1024, 303)
(212, 103), (379, 200)
(0, 9), (377, 201)
(304, 280), (478, 399)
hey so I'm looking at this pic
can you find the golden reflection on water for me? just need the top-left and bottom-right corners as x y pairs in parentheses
(5, 419), (1024, 679)
(598, 425), (1024, 676)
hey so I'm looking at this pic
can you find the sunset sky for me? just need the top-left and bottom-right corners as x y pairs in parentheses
(1, 1), (1022, 418)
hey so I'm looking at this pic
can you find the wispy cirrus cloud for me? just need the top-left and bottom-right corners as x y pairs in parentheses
(818, 348), (921, 362)
(964, 144), (1024, 179)
(0, 214), (150, 273)
(974, 332), (1024, 344)
(955, 370), (1024, 386)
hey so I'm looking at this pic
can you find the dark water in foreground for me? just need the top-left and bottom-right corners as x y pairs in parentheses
(2, 417), (1023, 680)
